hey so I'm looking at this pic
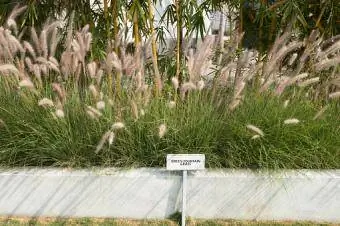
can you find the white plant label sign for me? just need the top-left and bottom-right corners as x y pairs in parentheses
(166, 154), (205, 171)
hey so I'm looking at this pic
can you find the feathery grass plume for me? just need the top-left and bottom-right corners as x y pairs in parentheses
(87, 106), (102, 118)
(229, 98), (242, 111)
(96, 101), (105, 110)
(140, 109), (145, 116)
(47, 61), (60, 73)
(38, 98), (54, 107)
(260, 76), (276, 93)
(275, 77), (290, 95)
(55, 109), (65, 118)
(317, 39), (340, 59)
(264, 41), (304, 76)
(6, 6), (26, 35)
(40, 30), (48, 58)
(31, 27), (41, 55)
(313, 106), (329, 120)
(0, 64), (19, 75)
(86, 110), (97, 119)
(158, 124), (167, 138)
(108, 131), (115, 146)
(52, 83), (66, 102)
(106, 52), (122, 73)
(96, 69), (103, 85)
(315, 56), (340, 72)
(329, 91), (340, 99)
(33, 64), (42, 83)
(288, 53), (298, 66)
(284, 118), (300, 124)
(7, 5), (27, 23)
(95, 130), (111, 154)
(111, 122), (125, 131)
(246, 124), (264, 137)
(180, 82), (197, 99)
(36, 56), (49, 65)
(25, 57), (33, 72)
(171, 77), (179, 90)
(23, 41), (36, 59)
(131, 100), (139, 120)
(283, 99), (290, 108)
(50, 27), (59, 58)
(251, 135), (261, 140)
(288, 73), (309, 85)
(89, 84), (98, 99)
(234, 81), (246, 98)
(19, 79), (34, 89)
(197, 80), (205, 91)
(87, 62), (97, 78)
(298, 77), (320, 87)
(187, 36), (214, 81)
(167, 101), (176, 109)
(85, 33), (92, 52)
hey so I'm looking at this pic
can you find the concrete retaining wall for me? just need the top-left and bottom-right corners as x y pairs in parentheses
(0, 168), (339, 222)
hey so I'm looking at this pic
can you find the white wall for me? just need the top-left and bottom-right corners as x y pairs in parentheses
(0, 168), (339, 222)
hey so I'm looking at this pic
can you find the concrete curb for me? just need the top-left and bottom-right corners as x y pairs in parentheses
(0, 168), (339, 222)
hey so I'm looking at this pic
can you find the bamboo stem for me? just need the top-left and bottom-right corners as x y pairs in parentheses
(147, 0), (161, 96)
(175, 0), (183, 83)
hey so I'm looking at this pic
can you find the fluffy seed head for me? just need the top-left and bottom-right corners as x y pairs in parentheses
(87, 106), (102, 117)
(283, 99), (290, 108)
(108, 131), (115, 145)
(167, 101), (176, 109)
(158, 124), (167, 138)
(284, 118), (300, 124)
(19, 79), (34, 89)
(246, 124), (264, 137)
(38, 98), (54, 107)
(298, 77), (320, 87)
(329, 91), (340, 99)
(95, 130), (111, 154)
(89, 84), (98, 98)
(251, 135), (261, 140)
(171, 77), (179, 90)
(55, 109), (65, 118)
(111, 122), (125, 130)
(197, 80), (205, 91)
(96, 101), (105, 110)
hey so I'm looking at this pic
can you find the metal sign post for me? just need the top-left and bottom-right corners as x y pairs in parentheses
(166, 154), (205, 226)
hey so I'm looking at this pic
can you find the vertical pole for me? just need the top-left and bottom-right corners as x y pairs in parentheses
(182, 170), (187, 226)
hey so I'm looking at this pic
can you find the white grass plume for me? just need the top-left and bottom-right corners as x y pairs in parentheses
(298, 77), (320, 87)
(89, 84), (98, 99)
(111, 122), (125, 130)
(167, 101), (176, 109)
(329, 91), (340, 99)
(19, 79), (34, 89)
(171, 77), (179, 90)
(284, 118), (300, 124)
(283, 99), (290, 108)
(96, 101), (105, 110)
(0, 64), (19, 75)
(197, 80), (205, 91)
(55, 109), (65, 118)
(95, 130), (111, 154)
(246, 124), (264, 137)
(158, 124), (167, 138)
(38, 98), (54, 107)
(87, 106), (102, 118)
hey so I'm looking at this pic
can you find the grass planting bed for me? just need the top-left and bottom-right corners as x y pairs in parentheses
(0, 9), (339, 170)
